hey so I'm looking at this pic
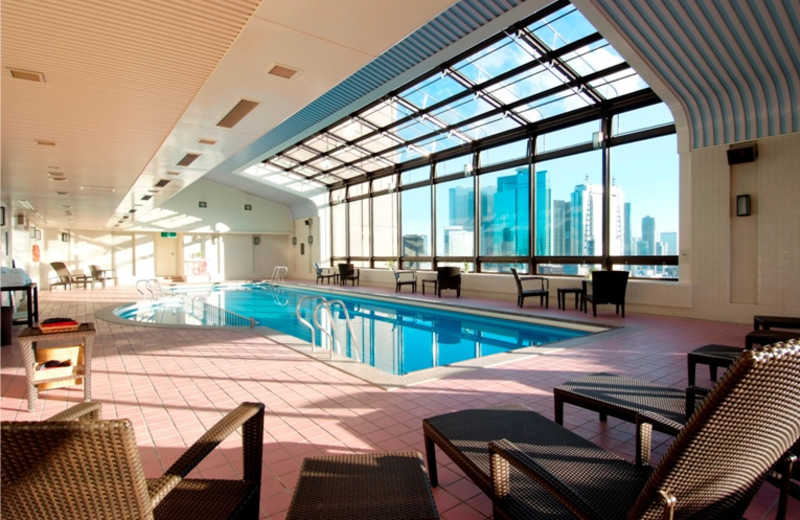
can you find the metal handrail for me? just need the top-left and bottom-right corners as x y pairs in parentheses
(296, 295), (360, 361)
(324, 299), (360, 362)
(271, 266), (288, 283)
(296, 295), (320, 349)
(136, 278), (166, 299)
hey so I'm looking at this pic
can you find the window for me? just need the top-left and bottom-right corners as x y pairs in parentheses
(348, 199), (369, 257)
(401, 165), (430, 185)
(331, 203), (346, 257)
(435, 177), (475, 257)
(534, 150), (602, 274)
(401, 186), (431, 263)
(610, 134), (679, 277)
(372, 193), (397, 256)
(479, 168), (529, 257)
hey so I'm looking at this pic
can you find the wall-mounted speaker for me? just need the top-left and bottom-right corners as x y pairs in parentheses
(15, 214), (25, 227)
(252, 236), (260, 245)
(727, 144), (758, 165)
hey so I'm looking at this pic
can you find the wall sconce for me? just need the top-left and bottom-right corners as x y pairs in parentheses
(292, 236), (297, 246)
(244, 204), (252, 211)
(308, 235), (313, 244)
(30, 226), (37, 239)
(198, 201), (207, 208)
(736, 194), (751, 217)
(252, 236), (260, 245)
(61, 232), (70, 242)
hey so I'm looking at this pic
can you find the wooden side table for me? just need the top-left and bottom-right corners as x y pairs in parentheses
(17, 323), (96, 412)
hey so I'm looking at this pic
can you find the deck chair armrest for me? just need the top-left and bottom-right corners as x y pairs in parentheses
(149, 402), (265, 506)
(519, 276), (548, 289)
(489, 439), (604, 520)
(46, 401), (102, 422)
(394, 270), (416, 281)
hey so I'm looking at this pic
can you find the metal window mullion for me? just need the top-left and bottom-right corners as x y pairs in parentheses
(601, 114), (612, 269)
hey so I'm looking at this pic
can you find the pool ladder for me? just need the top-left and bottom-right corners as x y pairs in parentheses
(137, 278), (166, 299)
(271, 266), (288, 283)
(296, 296), (360, 361)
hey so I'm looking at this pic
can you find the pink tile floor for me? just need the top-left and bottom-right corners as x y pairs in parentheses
(1, 282), (794, 519)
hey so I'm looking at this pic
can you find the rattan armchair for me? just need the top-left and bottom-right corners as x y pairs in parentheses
(1, 401), (265, 520)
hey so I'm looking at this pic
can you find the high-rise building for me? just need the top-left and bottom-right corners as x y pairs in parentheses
(660, 231), (678, 256)
(443, 226), (473, 256)
(624, 202), (632, 255)
(642, 216), (656, 255)
(448, 186), (474, 230)
(493, 169), (529, 255)
(535, 170), (550, 255)
(552, 199), (570, 256)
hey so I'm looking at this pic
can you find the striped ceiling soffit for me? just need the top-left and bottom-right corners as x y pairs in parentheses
(592, 0), (800, 149)
(248, 0), (525, 159)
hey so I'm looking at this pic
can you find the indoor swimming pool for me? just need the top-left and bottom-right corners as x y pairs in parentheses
(114, 283), (601, 377)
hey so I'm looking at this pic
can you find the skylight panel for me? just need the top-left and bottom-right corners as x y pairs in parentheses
(415, 132), (465, 154)
(359, 132), (403, 154)
(330, 117), (373, 142)
(589, 70), (648, 99)
(331, 146), (367, 163)
(394, 117), (442, 143)
(430, 94), (495, 127)
(452, 36), (536, 85)
(361, 100), (414, 129)
(309, 156), (344, 172)
(304, 134), (343, 154)
(518, 89), (592, 122)
(562, 40), (624, 77)
(269, 156), (297, 170)
(528, 5), (595, 50)
(457, 112), (519, 141)
(399, 73), (466, 109)
(283, 146), (316, 162)
(484, 64), (565, 106)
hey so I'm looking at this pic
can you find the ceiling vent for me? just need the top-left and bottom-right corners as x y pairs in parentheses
(166, 170), (181, 176)
(154, 179), (170, 188)
(216, 99), (260, 128)
(141, 194), (153, 201)
(10, 68), (45, 82)
(36, 139), (56, 146)
(176, 153), (201, 167)
(56, 191), (69, 196)
(268, 64), (301, 80)
(198, 138), (218, 146)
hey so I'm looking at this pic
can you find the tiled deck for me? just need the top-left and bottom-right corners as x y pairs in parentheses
(0, 282), (792, 519)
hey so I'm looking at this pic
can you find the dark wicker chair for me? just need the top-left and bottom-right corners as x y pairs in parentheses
(436, 267), (461, 298)
(510, 268), (549, 308)
(338, 263), (360, 286)
(424, 340), (800, 520)
(2, 401), (265, 520)
(584, 269), (629, 317)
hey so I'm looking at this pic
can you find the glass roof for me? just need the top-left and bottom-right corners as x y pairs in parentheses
(243, 1), (649, 192)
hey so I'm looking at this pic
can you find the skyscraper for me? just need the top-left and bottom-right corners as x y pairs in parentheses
(642, 216), (656, 255)
(535, 170), (550, 255)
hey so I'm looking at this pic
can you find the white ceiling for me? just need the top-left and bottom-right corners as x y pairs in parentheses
(1, 0), (456, 230)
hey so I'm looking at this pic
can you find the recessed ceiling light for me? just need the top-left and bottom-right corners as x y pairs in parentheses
(35, 139), (56, 146)
(10, 69), (45, 82)
(198, 138), (217, 146)
(56, 191), (69, 196)
(166, 170), (181, 176)
(80, 185), (116, 193)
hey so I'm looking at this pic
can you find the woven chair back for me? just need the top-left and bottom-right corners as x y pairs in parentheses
(631, 340), (800, 519)
(590, 270), (629, 305)
(1, 419), (154, 520)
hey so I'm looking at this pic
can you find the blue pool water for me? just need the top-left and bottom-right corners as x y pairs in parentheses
(115, 283), (591, 376)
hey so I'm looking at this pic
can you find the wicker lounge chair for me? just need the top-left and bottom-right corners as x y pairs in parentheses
(2, 401), (265, 520)
(435, 266), (461, 298)
(510, 268), (549, 308)
(424, 340), (800, 519)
